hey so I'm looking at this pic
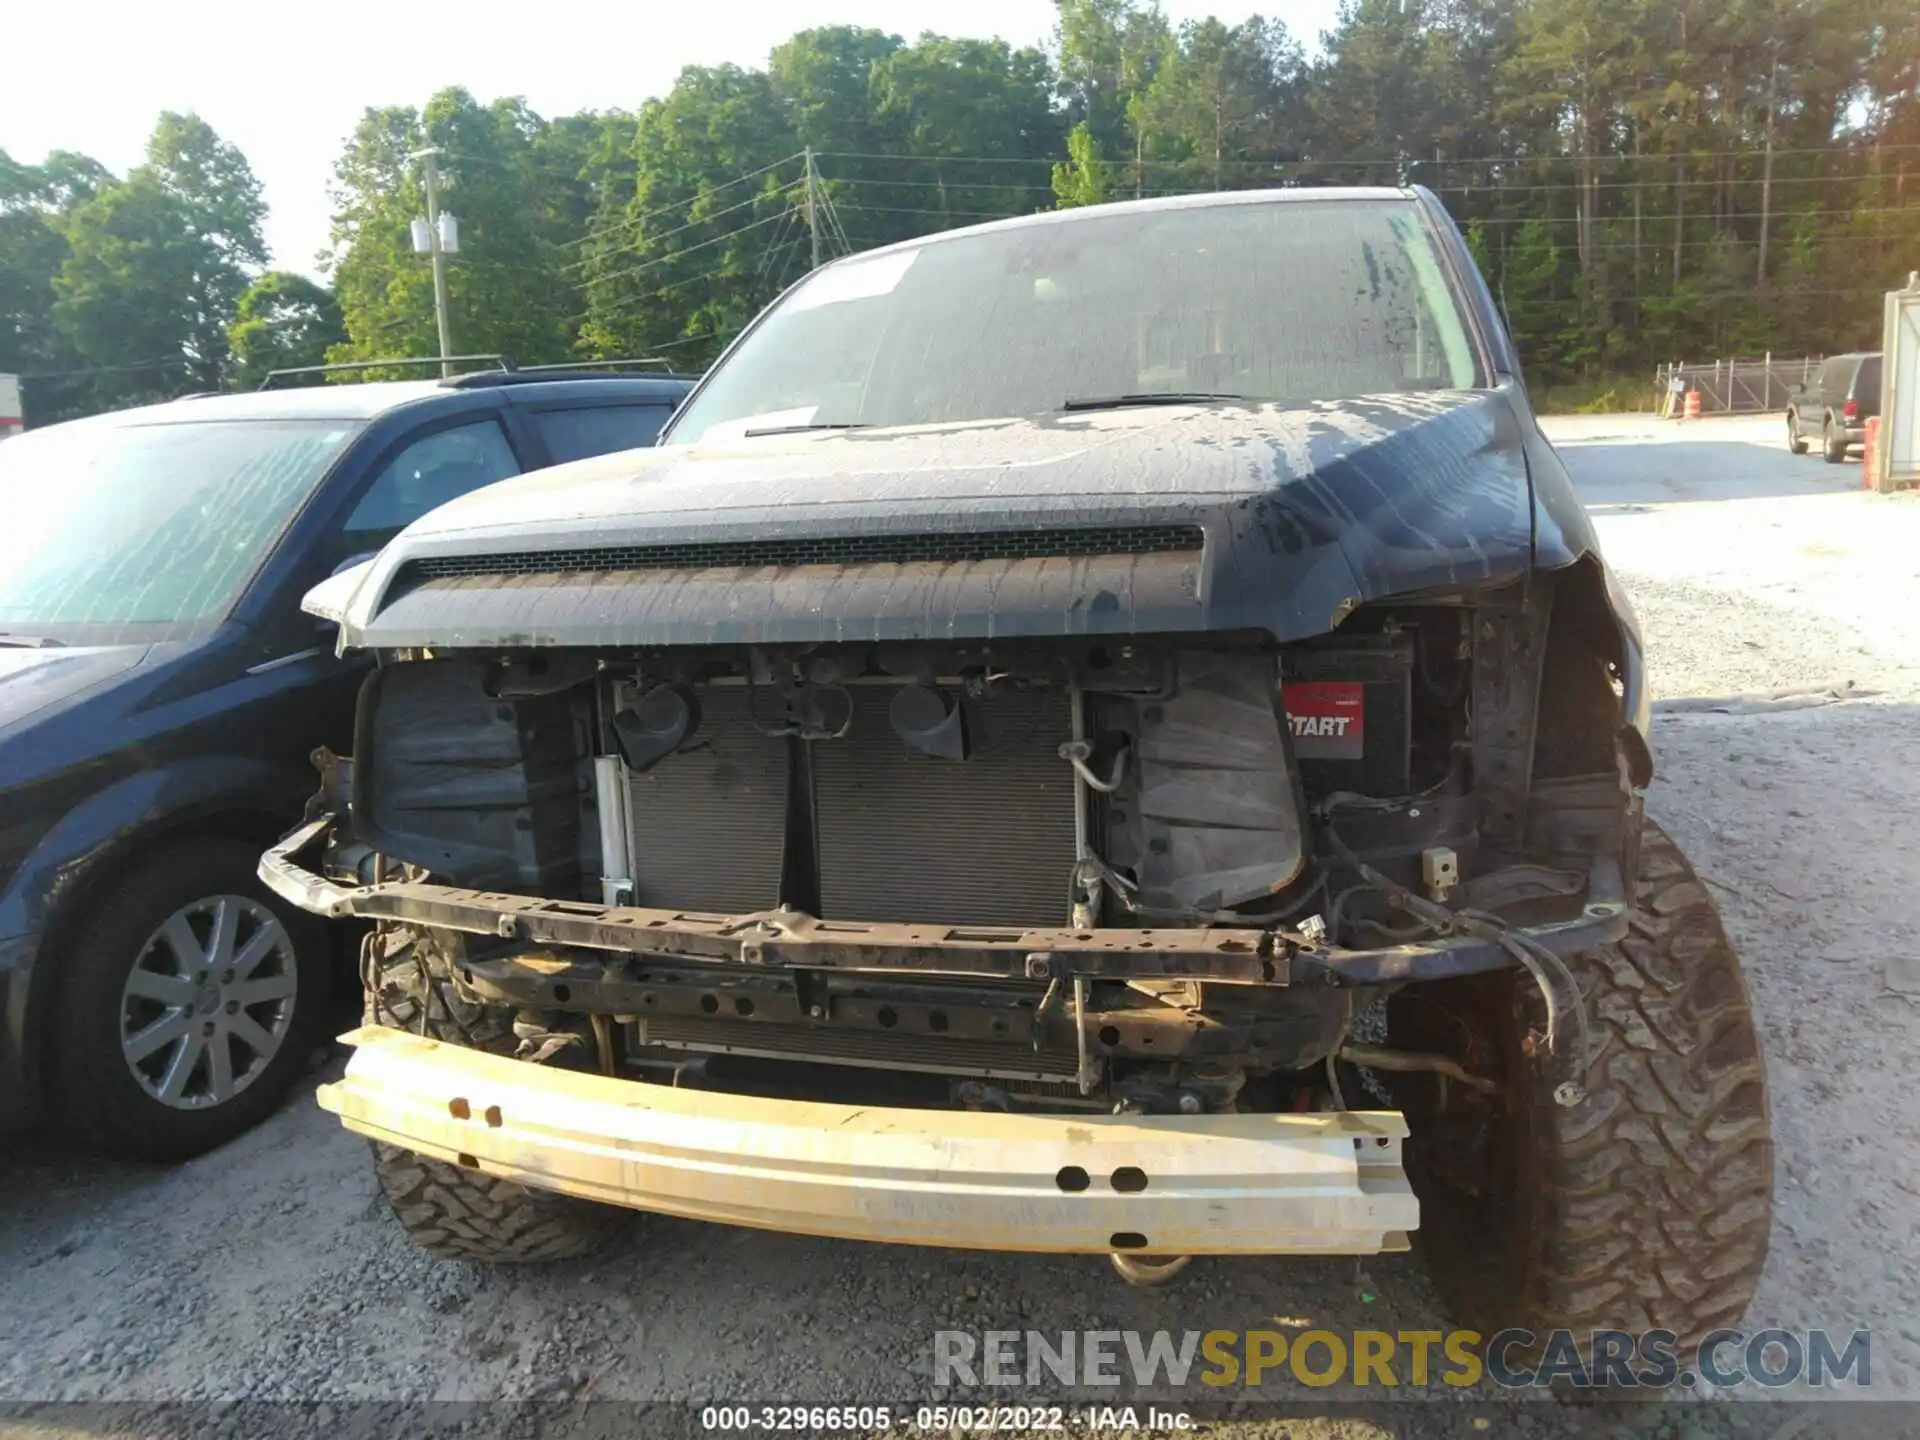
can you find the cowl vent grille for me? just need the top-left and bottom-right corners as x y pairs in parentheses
(406, 525), (1204, 581)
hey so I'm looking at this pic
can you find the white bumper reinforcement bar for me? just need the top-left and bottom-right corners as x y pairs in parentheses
(319, 1025), (1420, 1256)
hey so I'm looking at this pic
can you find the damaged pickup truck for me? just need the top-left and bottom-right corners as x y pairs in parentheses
(264, 187), (1772, 1353)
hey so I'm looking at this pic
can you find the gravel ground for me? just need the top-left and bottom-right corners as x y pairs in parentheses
(3, 413), (1916, 1438)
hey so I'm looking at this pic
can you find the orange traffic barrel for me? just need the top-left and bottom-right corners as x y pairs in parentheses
(1682, 389), (1702, 421)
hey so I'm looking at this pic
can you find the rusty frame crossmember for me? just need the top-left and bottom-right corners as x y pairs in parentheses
(264, 818), (1282, 982)
(261, 818), (1628, 986)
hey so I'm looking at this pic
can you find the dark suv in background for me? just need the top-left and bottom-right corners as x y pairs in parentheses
(1787, 350), (1881, 462)
(0, 368), (692, 1160)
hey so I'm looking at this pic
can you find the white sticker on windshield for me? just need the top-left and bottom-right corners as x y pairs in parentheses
(785, 249), (918, 314)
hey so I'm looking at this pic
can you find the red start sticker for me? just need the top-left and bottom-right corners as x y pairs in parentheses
(1282, 681), (1366, 760)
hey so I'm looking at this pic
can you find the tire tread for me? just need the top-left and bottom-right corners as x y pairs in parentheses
(1518, 822), (1773, 1354)
(364, 936), (621, 1264)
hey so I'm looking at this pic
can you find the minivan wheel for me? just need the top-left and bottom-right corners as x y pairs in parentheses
(51, 838), (329, 1162)
(1823, 418), (1848, 463)
(1786, 412), (1808, 455)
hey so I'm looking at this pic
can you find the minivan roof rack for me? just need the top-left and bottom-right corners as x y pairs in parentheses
(438, 358), (695, 389)
(258, 355), (510, 390)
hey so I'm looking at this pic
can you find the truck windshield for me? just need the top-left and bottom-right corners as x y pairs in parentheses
(0, 417), (357, 642)
(668, 197), (1482, 442)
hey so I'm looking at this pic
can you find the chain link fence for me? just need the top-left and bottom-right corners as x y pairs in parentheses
(1655, 355), (1823, 418)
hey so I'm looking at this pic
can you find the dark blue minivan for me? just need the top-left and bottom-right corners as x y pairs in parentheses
(0, 370), (692, 1159)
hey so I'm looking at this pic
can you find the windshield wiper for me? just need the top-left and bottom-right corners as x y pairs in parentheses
(741, 421), (870, 438)
(1061, 392), (1252, 412)
(0, 635), (65, 648)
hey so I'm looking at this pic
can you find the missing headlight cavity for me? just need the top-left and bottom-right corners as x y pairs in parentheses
(353, 659), (596, 894)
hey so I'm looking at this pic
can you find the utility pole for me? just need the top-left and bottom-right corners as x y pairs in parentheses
(803, 147), (822, 271)
(409, 147), (456, 377)
(1757, 57), (1779, 288)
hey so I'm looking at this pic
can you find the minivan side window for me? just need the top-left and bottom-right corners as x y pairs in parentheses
(343, 420), (520, 545)
(531, 405), (673, 464)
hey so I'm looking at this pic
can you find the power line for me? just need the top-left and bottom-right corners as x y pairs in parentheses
(21, 355), (191, 381)
(1434, 170), (1920, 196)
(644, 328), (729, 354)
(1569, 230), (1920, 251)
(575, 259), (757, 326)
(836, 201), (1028, 222)
(818, 142), (1920, 170)
(559, 152), (804, 252)
(826, 174), (1062, 194)
(1620, 286), (1903, 303)
(561, 188), (782, 276)
(755, 206), (799, 280)
(579, 211), (789, 293)
(1459, 203), (1920, 225)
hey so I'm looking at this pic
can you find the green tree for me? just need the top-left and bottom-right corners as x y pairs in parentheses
(1054, 0), (1175, 188)
(226, 271), (346, 387)
(770, 27), (909, 252)
(53, 173), (207, 397)
(1497, 215), (1577, 378)
(291, 4), (1920, 392)
(575, 65), (795, 366)
(772, 26), (902, 156)
(327, 88), (586, 372)
(868, 35), (1062, 221)
(1052, 121), (1114, 206)
(145, 113), (268, 384)
(1131, 16), (1305, 190)
(0, 150), (107, 383)
(42, 115), (265, 399)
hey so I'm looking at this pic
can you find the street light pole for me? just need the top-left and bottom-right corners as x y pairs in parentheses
(411, 147), (454, 377)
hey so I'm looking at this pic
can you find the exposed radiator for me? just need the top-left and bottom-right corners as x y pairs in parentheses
(619, 681), (1079, 927)
(624, 686), (788, 913)
(811, 684), (1077, 928)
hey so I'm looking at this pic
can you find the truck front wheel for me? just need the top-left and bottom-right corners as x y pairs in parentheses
(363, 933), (625, 1263)
(1400, 821), (1773, 1371)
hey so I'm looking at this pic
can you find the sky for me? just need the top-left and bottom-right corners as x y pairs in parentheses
(3, 1), (1343, 278)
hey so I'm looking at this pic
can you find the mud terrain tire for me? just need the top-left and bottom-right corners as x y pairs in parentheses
(1407, 820), (1773, 1367)
(364, 936), (624, 1263)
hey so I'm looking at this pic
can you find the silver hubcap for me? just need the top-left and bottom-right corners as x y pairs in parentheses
(118, 895), (298, 1110)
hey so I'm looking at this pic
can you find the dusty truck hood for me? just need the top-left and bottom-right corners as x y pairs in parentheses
(322, 389), (1540, 650)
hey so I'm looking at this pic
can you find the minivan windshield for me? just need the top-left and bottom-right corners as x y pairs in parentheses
(667, 197), (1481, 442)
(0, 417), (357, 642)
